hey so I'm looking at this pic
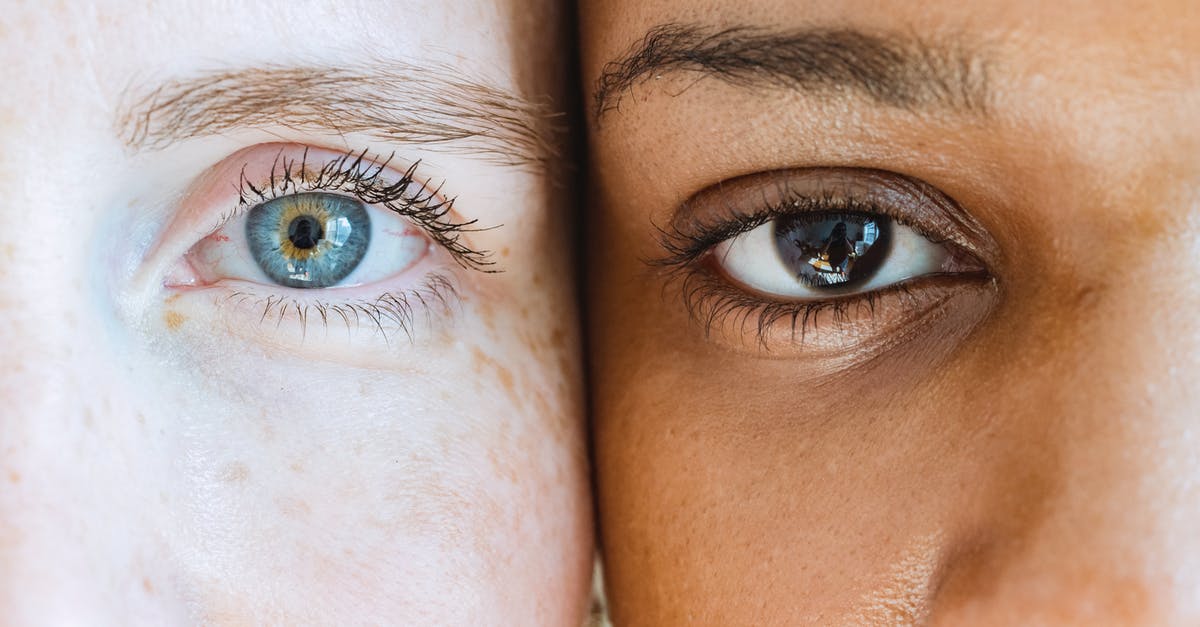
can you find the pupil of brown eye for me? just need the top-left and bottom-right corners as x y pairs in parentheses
(772, 214), (891, 288)
(288, 215), (324, 250)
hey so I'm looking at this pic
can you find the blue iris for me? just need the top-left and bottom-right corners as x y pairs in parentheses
(245, 193), (371, 288)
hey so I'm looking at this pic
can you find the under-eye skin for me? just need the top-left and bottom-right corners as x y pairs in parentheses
(653, 168), (997, 349)
(164, 144), (496, 343)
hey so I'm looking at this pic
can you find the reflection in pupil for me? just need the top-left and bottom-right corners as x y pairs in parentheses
(821, 222), (853, 274)
(246, 193), (371, 289)
(288, 215), (324, 249)
(774, 214), (888, 289)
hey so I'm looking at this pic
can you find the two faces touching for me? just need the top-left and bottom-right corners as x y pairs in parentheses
(2, 0), (1198, 625)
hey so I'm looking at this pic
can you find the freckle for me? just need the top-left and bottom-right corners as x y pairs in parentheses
(470, 347), (519, 402)
(475, 299), (495, 325)
(142, 577), (154, 594)
(534, 390), (552, 417)
(275, 496), (312, 518)
(218, 462), (249, 483)
(496, 365), (515, 395)
(136, 413), (146, 426)
(7, 470), (19, 484)
(501, 246), (511, 258)
(532, 273), (543, 287)
(164, 293), (182, 305)
(164, 310), (186, 330)
(289, 460), (305, 473)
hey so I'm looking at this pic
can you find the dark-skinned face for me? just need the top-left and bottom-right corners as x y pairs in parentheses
(583, 1), (1200, 624)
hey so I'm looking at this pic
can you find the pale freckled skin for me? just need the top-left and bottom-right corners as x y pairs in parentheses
(217, 462), (249, 484)
(163, 310), (185, 330)
(0, 0), (590, 624)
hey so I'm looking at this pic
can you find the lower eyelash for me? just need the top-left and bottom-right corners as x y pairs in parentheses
(666, 261), (986, 347)
(224, 273), (459, 345)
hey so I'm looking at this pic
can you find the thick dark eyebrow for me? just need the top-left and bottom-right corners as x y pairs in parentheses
(118, 62), (562, 168)
(593, 23), (990, 120)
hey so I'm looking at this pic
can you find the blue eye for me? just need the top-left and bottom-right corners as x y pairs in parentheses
(245, 193), (371, 288)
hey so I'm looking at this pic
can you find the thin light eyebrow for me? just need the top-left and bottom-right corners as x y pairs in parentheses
(593, 23), (990, 120)
(117, 62), (562, 168)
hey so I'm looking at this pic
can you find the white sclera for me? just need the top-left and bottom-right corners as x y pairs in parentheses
(713, 218), (952, 300)
(189, 196), (431, 288)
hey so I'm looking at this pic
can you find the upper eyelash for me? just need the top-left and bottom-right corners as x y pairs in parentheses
(648, 189), (979, 345)
(650, 192), (944, 271)
(233, 147), (497, 272)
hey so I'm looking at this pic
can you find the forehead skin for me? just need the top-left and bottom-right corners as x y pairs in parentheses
(583, 1), (1200, 625)
(0, 0), (589, 624)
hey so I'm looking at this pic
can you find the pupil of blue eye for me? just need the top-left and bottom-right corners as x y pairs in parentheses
(773, 213), (890, 288)
(288, 215), (324, 250)
(245, 193), (371, 288)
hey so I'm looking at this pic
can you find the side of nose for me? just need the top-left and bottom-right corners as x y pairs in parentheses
(932, 192), (1200, 625)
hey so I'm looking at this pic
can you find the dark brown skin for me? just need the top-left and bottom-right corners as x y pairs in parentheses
(583, 1), (1200, 624)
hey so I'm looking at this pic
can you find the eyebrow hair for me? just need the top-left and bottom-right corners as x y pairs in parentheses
(118, 62), (562, 168)
(593, 23), (990, 120)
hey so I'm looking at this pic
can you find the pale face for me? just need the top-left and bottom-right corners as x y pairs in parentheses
(0, 1), (590, 624)
(583, 0), (1200, 624)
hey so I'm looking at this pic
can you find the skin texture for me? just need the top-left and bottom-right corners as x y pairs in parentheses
(0, 1), (590, 624)
(583, 0), (1200, 625)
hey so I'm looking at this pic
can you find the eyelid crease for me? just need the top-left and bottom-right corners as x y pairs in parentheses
(645, 168), (998, 348)
(650, 167), (997, 271)
(225, 145), (500, 273)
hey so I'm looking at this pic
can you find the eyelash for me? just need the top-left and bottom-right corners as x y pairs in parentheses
(191, 147), (492, 342)
(232, 147), (495, 271)
(222, 273), (460, 344)
(651, 192), (975, 344)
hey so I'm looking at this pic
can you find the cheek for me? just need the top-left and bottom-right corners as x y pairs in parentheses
(146, 304), (586, 621)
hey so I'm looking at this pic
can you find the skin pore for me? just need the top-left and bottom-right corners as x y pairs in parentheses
(0, 1), (590, 624)
(583, 1), (1200, 625)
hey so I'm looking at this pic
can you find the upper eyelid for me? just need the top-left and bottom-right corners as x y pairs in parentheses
(130, 144), (494, 299)
(653, 167), (998, 267)
(218, 145), (498, 273)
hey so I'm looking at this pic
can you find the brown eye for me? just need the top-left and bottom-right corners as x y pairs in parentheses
(773, 213), (891, 289)
(713, 212), (955, 300)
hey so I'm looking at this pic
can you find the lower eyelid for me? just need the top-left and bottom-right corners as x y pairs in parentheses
(159, 270), (463, 354)
(674, 258), (993, 354)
